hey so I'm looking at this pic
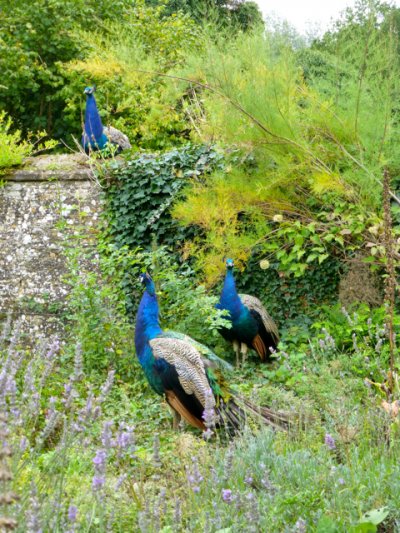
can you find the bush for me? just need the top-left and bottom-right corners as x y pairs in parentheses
(0, 111), (56, 173)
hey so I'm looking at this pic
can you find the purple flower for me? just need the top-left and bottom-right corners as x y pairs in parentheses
(92, 475), (105, 491)
(294, 517), (307, 532)
(115, 474), (127, 491)
(93, 450), (107, 467)
(153, 434), (161, 468)
(222, 489), (233, 503)
(203, 428), (213, 440)
(244, 473), (253, 485)
(186, 456), (203, 493)
(72, 343), (84, 382)
(116, 424), (135, 458)
(20, 436), (28, 452)
(98, 370), (115, 402)
(324, 433), (336, 450)
(101, 421), (115, 449)
(174, 498), (181, 526)
(338, 477), (345, 485)
(68, 505), (78, 523)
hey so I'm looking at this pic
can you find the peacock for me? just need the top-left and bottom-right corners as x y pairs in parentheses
(216, 259), (279, 365)
(81, 86), (131, 153)
(135, 273), (289, 432)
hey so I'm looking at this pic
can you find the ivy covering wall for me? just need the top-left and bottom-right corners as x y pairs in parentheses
(103, 144), (343, 325)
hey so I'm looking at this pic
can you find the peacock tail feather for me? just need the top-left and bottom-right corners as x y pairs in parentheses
(135, 273), (289, 433)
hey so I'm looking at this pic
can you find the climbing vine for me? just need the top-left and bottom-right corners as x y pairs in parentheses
(101, 144), (348, 326)
(103, 143), (224, 251)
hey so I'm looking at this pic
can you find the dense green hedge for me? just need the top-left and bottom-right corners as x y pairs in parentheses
(104, 144), (224, 250)
(102, 144), (343, 325)
(103, 144), (224, 317)
(236, 253), (342, 330)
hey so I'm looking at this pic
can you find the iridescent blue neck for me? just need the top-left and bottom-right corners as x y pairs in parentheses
(218, 268), (243, 319)
(135, 286), (162, 358)
(84, 94), (104, 141)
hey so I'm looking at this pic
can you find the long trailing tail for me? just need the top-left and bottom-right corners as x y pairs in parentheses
(216, 394), (293, 432)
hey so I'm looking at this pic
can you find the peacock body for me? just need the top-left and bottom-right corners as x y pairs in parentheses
(81, 86), (131, 153)
(216, 259), (279, 365)
(135, 273), (287, 432)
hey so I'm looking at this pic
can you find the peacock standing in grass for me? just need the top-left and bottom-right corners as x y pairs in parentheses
(135, 273), (289, 432)
(216, 259), (279, 366)
(81, 86), (131, 153)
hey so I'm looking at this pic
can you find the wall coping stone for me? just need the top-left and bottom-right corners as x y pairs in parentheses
(3, 153), (93, 182)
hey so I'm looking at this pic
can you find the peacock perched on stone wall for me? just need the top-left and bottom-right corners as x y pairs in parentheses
(81, 86), (131, 153)
(135, 273), (288, 433)
(216, 259), (279, 365)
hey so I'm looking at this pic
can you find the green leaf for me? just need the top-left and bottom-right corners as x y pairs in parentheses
(359, 507), (389, 526)
(316, 515), (338, 533)
(349, 523), (377, 533)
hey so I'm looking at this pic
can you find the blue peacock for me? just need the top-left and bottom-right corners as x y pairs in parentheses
(81, 86), (131, 153)
(216, 259), (279, 365)
(135, 272), (288, 432)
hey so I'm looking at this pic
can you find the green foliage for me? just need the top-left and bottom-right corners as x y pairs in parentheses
(171, 12), (400, 281)
(236, 252), (342, 327)
(0, 0), (200, 145)
(0, 0), (135, 135)
(0, 111), (57, 173)
(260, 200), (387, 277)
(146, 0), (264, 30)
(62, 229), (137, 376)
(0, 112), (32, 171)
(312, 302), (400, 356)
(103, 143), (224, 252)
(60, 2), (201, 149)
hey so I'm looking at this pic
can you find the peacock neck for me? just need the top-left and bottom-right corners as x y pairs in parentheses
(85, 94), (104, 141)
(135, 289), (162, 359)
(219, 268), (243, 319)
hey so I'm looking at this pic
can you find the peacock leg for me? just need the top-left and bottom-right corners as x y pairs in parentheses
(232, 340), (240, 367)
(172, 409), (182, 431)
(240, 343), (248, 365)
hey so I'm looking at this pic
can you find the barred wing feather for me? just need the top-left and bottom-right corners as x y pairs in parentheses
(159, 331), (233, 372)
(149, 337), (215, 409)
(239, 294), (279, 343)
(103, 126), (132, 150)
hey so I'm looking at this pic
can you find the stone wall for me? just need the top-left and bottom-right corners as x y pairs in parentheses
(0, 154), (102, 340)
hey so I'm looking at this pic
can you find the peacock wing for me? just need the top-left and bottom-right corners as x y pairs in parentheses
(103, 126), (131, 150)
(239, 294), (279, 343)
(159, 331), (233, 372)
(149, 337), (215, 411)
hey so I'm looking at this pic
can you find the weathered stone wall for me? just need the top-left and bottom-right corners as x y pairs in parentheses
(0, 154), (102, 340)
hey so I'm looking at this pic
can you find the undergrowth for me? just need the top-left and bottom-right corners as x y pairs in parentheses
(2, 255), (399, 532)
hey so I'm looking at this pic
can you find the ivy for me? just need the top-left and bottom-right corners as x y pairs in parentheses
(101, 144), (224, 317)
(102, 144), (345, 325)
(104, 143), (224, 251)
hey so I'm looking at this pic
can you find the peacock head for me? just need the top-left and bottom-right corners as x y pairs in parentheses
(139, 272), (156, 295)
(226, 258), (234, 270)
(84, 86), (96, 96)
